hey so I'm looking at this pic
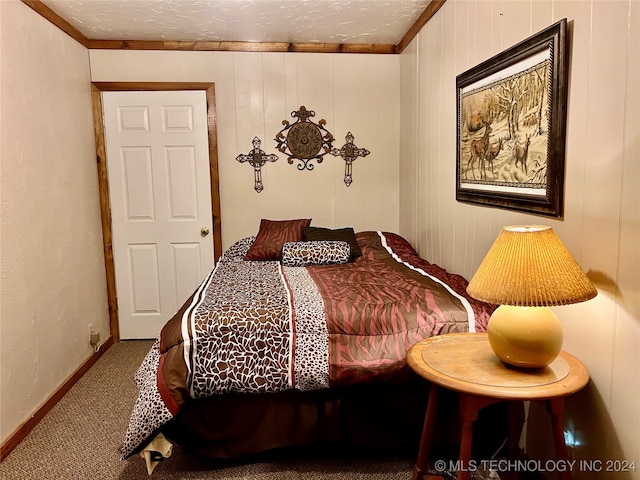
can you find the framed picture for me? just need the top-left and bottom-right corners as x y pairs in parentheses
(456, 18), (568, 217)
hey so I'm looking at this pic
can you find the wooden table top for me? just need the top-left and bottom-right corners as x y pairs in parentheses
(407, 333), (589, 400)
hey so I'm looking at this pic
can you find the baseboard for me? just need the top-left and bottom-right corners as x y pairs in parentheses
(0, 335), (114, 461)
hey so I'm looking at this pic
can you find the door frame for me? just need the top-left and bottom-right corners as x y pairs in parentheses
(91, 82), (222, 342)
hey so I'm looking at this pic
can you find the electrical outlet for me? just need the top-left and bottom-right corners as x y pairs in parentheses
(89, 323), (100, 348)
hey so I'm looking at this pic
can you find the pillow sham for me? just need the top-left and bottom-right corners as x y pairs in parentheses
(302, 226), (362, 261)
(281, 241), (350, 267)
(244, 218), (311, 261)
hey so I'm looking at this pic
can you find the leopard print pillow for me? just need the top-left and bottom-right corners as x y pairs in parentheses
(281, 241), (350, 267)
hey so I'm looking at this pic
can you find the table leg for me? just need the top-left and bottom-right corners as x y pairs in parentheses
(413, 384), (440, 480)
(548, 398), (572, 480)
(457, 395), (505, 480)
(507, 401), (522, 458)
(506, 401), (524, 480)
(458, 395), (481, 480)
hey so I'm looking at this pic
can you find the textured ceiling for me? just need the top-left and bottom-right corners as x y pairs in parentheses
(41, 0), (431, 45)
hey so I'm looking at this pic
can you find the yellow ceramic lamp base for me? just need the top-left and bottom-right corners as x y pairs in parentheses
(487, 305), (563, 369)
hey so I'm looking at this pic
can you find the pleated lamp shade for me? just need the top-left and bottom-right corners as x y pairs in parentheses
(467, 225), (597, 307)
(467, 225), (597, 368)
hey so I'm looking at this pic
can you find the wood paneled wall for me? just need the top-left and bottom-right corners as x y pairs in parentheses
(400, 0), (639, 474)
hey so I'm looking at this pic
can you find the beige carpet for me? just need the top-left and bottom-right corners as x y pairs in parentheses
(0, 341), (416, 480)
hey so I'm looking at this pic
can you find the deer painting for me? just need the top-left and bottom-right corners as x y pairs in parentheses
(464, 124), (492, 180)
(483, 137), (503, 178)
(513, 133), (531, 174)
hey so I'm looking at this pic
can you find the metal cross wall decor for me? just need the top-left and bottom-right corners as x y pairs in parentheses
(330, 132), (370, 186)
(275, 106), (335, 171)
(236, 136), (278, 193)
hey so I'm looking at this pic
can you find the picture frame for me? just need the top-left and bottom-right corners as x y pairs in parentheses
(456, 18), (568, 217)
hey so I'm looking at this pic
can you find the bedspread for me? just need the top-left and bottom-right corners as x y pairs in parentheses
(121, 231), (494, 458)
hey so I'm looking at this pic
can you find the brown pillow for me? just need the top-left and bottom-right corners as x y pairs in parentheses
(303, 226), (362, 261)
(244, 218), (312, 261)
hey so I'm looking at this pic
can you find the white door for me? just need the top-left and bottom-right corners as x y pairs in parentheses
(103, 90), (214, 339)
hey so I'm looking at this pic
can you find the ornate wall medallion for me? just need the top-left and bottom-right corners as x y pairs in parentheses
(236, 137), (278, 192)
(330, 132), (370, 186)
(275, 106), (334, 171)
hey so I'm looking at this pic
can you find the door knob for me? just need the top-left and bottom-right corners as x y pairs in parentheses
(200, 227), (210, 237)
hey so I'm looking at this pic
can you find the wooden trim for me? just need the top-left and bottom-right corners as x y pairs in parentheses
(165, 41), (291, 52)
(337, 44), (397, 54)
(87, 39), (397, 54)
(91, 82), (223, 342)
(23, 0), (444, 55)
(290, 43), (397, 54)
(204, 85), (223, 261)
(21, 0), (91, 48)
(0, 337), (114, 461)
(396, 0), (447, 54)
(91, 82), (215, 92)
(91, 85), (119, 342)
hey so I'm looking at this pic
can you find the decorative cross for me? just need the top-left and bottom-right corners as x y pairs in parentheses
(236, 137), (278, 193)
(330, 132), (370, 187)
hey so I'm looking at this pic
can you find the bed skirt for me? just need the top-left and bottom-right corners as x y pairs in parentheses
(161, 370), (509, 460)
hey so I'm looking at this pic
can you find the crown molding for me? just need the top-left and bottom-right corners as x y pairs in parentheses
(22, 0), (90, 47)
(87, 39), (398, 54)
(397, 0), (446, 53)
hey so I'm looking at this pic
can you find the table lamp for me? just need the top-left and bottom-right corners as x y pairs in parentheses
(467, 225), (597, 369)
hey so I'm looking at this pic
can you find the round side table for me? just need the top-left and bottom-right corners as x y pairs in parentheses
(407, 332), (589, 480)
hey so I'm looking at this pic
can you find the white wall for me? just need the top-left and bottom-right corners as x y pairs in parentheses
(90, 50), (400, 250)
(400, 0), (639, 476)
(1, 3), (400, 448)
(0, 1), (109, 444)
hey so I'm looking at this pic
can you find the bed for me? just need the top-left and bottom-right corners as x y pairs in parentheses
(121, 220), (501, 468)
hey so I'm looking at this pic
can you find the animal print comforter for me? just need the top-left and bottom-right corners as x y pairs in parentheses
(121, 231), (494, 458)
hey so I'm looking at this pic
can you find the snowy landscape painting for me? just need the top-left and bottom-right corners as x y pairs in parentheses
(455, 19), (568, 217)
